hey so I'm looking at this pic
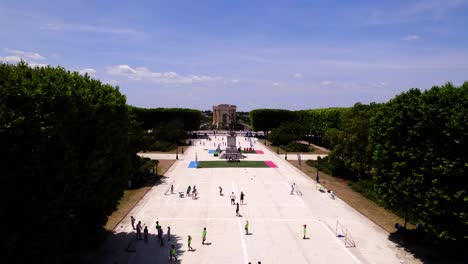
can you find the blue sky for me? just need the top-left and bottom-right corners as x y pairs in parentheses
(1, 0), (468, 111)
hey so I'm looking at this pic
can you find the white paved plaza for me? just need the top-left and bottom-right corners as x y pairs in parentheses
(101, 136), (418, 264)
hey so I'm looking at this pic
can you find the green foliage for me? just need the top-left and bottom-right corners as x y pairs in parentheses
(325, 103), (380, 180)
(249, 109), (297, 134)
(281, 142), (311, 152)
(268, 122), (306, 146)
(369, 83), (468, 241)
(148, 141), (176, 151)
(296, 107), (348, 142)
(348, 180), (381, 205)
(0, 62), (130, 262)
(129, 106), (201, 131)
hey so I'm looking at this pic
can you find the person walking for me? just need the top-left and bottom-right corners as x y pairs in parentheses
(130, 216), (136, 229)
(219, 186), (223, 196)
(291, 183), (296, 195)
(303, 224), (307, 239)
(167, 226), (171, 241)
(188, 235), (194, 251)
(143, 226), (149, 242)
(236, 202), (240, 217)
(171, 184), (174, 194)
(245, 221), (249, 235)
(230, 192), (236, 205)
(169, 244), (177, 261)
(202, 228), (207, 245)
(240, 192), (245, 204)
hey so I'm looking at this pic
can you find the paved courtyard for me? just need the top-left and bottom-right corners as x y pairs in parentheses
(101, 136), (418, 264)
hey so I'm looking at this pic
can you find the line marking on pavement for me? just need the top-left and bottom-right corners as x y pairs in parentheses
(166, 184), (179, 203)
(127, 251), (137, 264)
(284, 183), (305, 206)
(156, 217), (319, 222)
(162, 203), (304, 207)
(317, 220), (361, 264)
(237, 218), (249, 263)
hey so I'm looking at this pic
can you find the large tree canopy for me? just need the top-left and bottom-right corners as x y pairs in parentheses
(0, 63), (130, 262)
(325, 103), (380, 179)
(249, 109), (297, 134)
(129, 106), (201, 131)
(369, 83), (468, 241)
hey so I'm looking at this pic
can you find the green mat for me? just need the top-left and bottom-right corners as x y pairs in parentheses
(197, 161), (269, 168)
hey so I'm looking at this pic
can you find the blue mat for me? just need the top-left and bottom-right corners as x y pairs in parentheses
(208, 150), (215, 154)
(188, 161), (198, 168)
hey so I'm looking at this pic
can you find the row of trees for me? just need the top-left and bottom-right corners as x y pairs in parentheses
(0, 63), (202, 262)
(249, 82), (467, 246)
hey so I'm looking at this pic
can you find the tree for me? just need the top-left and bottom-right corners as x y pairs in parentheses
(369, 83), (468, 241)
(249, 109), (297, 135)
(268, 122), (306, 146)
(0, 62), (130, 262)
(325, 103), (380, 179)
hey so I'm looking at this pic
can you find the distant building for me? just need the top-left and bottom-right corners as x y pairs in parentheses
(212, 104), (236, 128)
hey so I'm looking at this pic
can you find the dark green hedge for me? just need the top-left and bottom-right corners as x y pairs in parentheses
(129, 106), (201, 131)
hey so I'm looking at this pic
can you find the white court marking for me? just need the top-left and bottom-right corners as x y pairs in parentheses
(237, 218), (249, 263)
(151, 217), (360, 263)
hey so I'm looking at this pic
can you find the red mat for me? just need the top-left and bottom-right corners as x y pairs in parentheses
(256, 150), (264, 154)
(264, 161), (278, 168)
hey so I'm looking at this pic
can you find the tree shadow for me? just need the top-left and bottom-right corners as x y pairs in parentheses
(77, 228), (188, 264)
(388, 228), (467, 264)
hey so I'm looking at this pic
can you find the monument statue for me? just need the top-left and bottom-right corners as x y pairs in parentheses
(220, 131), (246, 160)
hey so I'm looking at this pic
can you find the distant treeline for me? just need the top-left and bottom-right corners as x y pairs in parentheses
(250, 82), (468, 247)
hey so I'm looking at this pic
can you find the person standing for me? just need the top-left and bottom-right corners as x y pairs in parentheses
(240, 192), (245, 204)
(236, 202), (240, 217)
(202, 228), (207, 245)
(136, 221), (142, 240)
(245, 221), (249, 235)
(167, 226), (171, 241)
(143, 226), (149, 242)
(230, 192), (236, 205)
(303, 224), (307, 239)
(291, 183), (296, 195)
(158, 226), (164, 246)
(187, 185), (191, 197)
(188, 235), (194, 251)
(171, 184), (174, 194)
(169, 244), (177, 261)
(219, 186), (223, 196)
(130, 216), (136, 229)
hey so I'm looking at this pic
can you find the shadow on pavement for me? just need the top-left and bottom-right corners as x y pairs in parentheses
(78, 229), (186, 264)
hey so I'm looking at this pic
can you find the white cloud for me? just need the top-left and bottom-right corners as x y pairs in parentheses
(0, 55), (22, 64)
(273, 82), (280, 86)
(232, 79), (239, 83)
(4, 48), (46, 60)
(106, 64), (220, 84)
(404, 35), (420, 41)
(78, 68), (96, 76)
(0, 55), (47, 67)
(320, 80), (333, 85)
(293, 73), (303, 78)
(42, 23), (142, 36)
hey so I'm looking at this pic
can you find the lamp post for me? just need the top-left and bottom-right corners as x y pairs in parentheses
(316, 164), (320, 183)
